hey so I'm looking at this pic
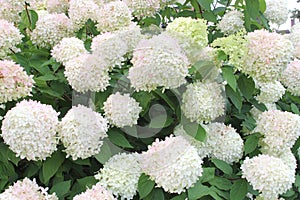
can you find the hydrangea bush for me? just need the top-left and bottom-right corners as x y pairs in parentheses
(1, 0), (300, 200)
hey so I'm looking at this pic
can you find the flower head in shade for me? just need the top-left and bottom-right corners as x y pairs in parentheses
(0, 178), (58, 200)
(68, 0), (99, 31)
(0, 19), (23, 58)
(73, 183), (116, 200)
(46, 0), (69, 13)
(166, 17), (208, 63)
(64, 53), (110, 93)
(91, 32), (128, 69)
(96, 1), (132, 33)
(128, 33), (189, 92)
(0, 60), (34, 104)
(59, 105), (108, 160)
(95, 153), (142, 200)
(1, 100), (59, 161)
(51, 37), (88, 65)
(103, 93), (142, 128)
(255, 80), (285, 104)
(217, 9), (244, 35)
(280, 59), (300, 96)
(181, 81), (225, 123)
(0, 0), (24, 23)
(264, 0), (288, 25)
(140, 135), (203, 194)
(123, 0), (159, 19)
(31, 13), (73, 48)
(206, 123), (244, 164)
(254, 110), (300, 155)
(241, 155), (295, 199)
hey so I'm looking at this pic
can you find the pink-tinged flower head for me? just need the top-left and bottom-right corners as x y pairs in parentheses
(281, 59), (300, 96)
(73, 183), (116, 200)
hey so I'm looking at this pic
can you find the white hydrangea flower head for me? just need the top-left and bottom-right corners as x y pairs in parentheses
(128, 33), (189, 91)
(31, 13), (73, 48)
(250, 103), (277, 121)
(123, 0), (159, 19)
(46, 0), (69, 13)
(173, 125), (209, 158)
(289, 23), (300, 46)
(59, 105), (108, 160)
(241, 154), (295, 199)
(73, 183), (116, 200)
(261, 149), (297, 172)
(264, 0), (288, 25)
(0, 60), (35, 104)
(254, 109), (300, 155)
(96, 1), (132, 33)
(0, 178), (58, 200)
(95, 153), (142, 200)
(69, 0), (99, 31)
(0, 19), (23, 58)
(140, 135), (203, 194)
(217, 9), (244, 35)
(294, 42), (300, 59)
(103, 92), (142, 128)
(182, 81), (225, 123)
(255, 81), (285, 104)
(166, 17), (208, 63)
(64, 53), (110, 93)
(244, 30), (293, 82)
(1, 100), (59, 161)
(205, 123), (244, 164)
(113, 22), (142, 54)
(281, 59), (300, 96)
(91, 32), (128, 69)
(51, 37), (88, 65)
(0, 0), (24, 23)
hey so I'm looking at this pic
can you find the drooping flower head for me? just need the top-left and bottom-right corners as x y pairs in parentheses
(0, 60), (34, 104)
(59, 105), (108, 160)
(217, 9), (244, 35)
(73, 183), (116, 200)
(140, 135), (203, 194)
(280, 59), (300, 96)
(95, 153), (142, 200)
(1, 100), (59, 161)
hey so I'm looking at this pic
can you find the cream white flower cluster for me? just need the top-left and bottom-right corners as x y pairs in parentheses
(140, 135), (203, 194)
(59, 105), (108, 160)
(103, 92), (142, 128)
(73, 183), (116, 200)
(68, 0), (99, 31)
(241, 155), (295, 199)
(182, 81), (225, 123)
(95, 153), (142, 200)
(280, 59), (300, 96)
(128, 33), (189, 91)
(166, 17), (208, 63)
(0, 60), (34, 104)
(0, 19), (23, 58)
(217, 9), (244, 35)
(0, 178), (58, 200)
(64, 54), (110, 93)
(1, 100), (59, 161)
(255, 81), (285, 104)
(0, 0), (24, 23)
(51, 37), (88, 65)
(124, 0), (160, 19)
(254, 109), (300, 155)
(96, 1), (132, 33)
(31, 13), (73, 48)
(46, 0), (69, 13)
(264, 0), (288, 25)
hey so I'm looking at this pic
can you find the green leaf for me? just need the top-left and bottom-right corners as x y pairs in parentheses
(144, 188), (165, 200)
(50, 180), (71, 199)
(188, 180), (210, 200)
(291, 103), (300, 115)
(190, 60), (219, 81)
(258, 0), (266, 12)
(225, 85), (243, 112)
(230, 179), (248, 200)
(202, 11), (217, 23)
(171, 193), (188, 200)
(94, 142), (112, 164)
(42, 151), (65, 183)
(246, 0), (260, 19)
(138, 173), (156, 199)
(211, 158), (233, 175)
(237, 75), (255, 100)
(148, 114), (173, 128)
(248, 98), (267, 112)
(197, 0), (213, 10)
(222, 66), (237, 91)
(20, 9), (38, 30)
(183, 123), (207, 142)
(208, 177), (232, 191)
(244, 133), (261, 155)
(200, 167), (215, 183)
(107, 130), (133, 148)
